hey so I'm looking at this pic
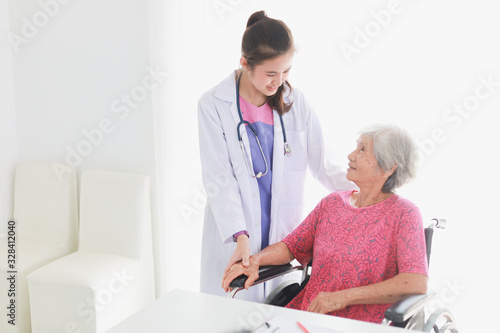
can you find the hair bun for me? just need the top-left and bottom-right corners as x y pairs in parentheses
(246, 10), (267, 27)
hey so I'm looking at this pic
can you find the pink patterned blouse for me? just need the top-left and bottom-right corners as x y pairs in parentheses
(282, 190), (428, 323)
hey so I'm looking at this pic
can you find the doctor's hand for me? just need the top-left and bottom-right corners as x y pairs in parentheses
(224, 234), (250, 275)
(222, 255), (260, 293)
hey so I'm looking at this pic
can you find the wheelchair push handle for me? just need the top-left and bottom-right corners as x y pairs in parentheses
(425, 218), (447, 271)
(429, 218), (447, 229)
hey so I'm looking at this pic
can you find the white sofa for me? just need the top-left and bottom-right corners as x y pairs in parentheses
(27, 170), (155, 333)
(0, 162), (79, 333)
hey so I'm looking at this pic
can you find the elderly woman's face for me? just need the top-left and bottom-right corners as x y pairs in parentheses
(347, 136), (386, 185)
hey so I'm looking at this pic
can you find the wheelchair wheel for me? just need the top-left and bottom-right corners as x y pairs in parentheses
(437, 322), (460, 333)
(422, 308), (459, 333)
(403, 310), (425, 330)
(264, 280), (302, 307)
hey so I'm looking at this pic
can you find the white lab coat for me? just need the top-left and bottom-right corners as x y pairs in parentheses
(198, 71), (354, 301)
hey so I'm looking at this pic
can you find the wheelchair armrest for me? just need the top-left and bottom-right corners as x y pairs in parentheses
(384, 290), (436, 323)
(229, 264), (297, 289)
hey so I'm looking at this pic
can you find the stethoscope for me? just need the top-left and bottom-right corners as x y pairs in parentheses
(236, 72), (291, 179)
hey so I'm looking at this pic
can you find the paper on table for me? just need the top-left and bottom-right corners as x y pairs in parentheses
(252, 317), (347, 333)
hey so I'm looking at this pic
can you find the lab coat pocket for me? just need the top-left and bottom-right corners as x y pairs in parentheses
(283, 129), (307, 171)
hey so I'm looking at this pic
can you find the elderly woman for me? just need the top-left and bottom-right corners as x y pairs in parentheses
(222, 124), (428, 324)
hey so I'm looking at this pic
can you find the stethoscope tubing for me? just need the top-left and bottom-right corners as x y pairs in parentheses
(236, 72), (291, 157)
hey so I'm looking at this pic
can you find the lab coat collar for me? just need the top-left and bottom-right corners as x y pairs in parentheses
(214, 71), (238, 103)
(213, 71), (241, 129)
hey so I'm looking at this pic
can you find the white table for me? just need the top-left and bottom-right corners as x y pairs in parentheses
(105, 289), (415, 333)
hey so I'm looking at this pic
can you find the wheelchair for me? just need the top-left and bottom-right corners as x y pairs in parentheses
(228, 218), (459, 332)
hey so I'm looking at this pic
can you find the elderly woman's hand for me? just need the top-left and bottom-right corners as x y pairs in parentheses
(222, 255), (260, 293)
(307, 291), (349, 314)
(307, 273), (427, 315)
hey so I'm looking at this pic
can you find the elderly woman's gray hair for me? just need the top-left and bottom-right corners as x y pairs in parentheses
(358, 124), (419, 193)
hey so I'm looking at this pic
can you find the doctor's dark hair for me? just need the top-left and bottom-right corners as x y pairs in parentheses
(242, 11), (294, 116)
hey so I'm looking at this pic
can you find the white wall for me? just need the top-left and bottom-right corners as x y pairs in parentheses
(0, 0), (17, 239)
(2, 0), (498, 331)
(6, 0), (163, 294)
(166, 1), (500, 332)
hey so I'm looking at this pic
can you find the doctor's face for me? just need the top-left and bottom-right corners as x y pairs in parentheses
(243, 51), (294, 97)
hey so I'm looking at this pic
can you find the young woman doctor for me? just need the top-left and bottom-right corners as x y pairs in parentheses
(198, 11), (355, 301)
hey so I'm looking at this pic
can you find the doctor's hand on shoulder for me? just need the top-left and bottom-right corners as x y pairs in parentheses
(224, 234), (250, 276)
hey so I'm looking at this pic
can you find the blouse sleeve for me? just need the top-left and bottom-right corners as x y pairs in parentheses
(282, 197), (325, 266)
(396, 203), (429, 276)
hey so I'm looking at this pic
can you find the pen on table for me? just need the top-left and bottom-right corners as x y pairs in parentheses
(296, 321), (309, 333)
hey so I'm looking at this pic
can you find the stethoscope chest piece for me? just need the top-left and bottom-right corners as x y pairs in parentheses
(284, 143), (291, 157)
